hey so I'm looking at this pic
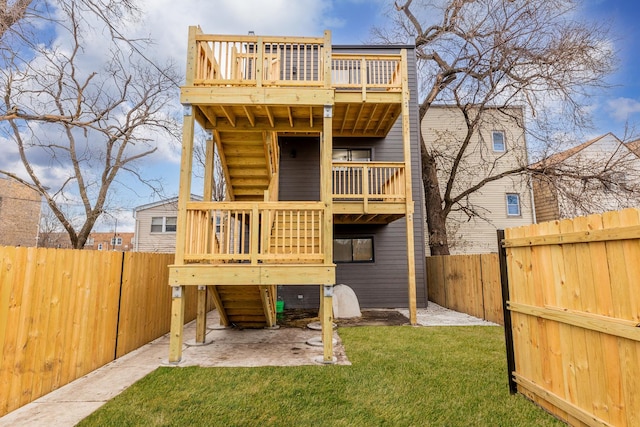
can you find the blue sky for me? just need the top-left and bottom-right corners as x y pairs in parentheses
(3, 0), (639, 232)
(579, 0), (640, 139)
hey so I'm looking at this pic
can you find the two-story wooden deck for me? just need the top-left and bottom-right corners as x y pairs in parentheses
(169, 27), (418, 364)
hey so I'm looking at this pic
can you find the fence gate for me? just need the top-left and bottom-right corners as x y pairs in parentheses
(498, 209), (640, 427)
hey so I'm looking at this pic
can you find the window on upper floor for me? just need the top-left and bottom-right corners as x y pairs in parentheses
(111, 237), (122, 245)
(506, 193), (521, 217)
(333, 237), (374, 263)
(86, 237), (94, 246)
(332, 148), (371, 162)
(151, 216), (177, 233)
(492, 131), (506, 152)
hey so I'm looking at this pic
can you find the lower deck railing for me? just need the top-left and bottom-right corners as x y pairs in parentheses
(183, 201), (325, 264)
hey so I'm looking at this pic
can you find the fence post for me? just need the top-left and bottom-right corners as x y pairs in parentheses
(114, 251), (126, 360)
(497, 229), (517, 394)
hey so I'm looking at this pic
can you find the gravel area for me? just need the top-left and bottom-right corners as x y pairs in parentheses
(398, 302), (500, 326)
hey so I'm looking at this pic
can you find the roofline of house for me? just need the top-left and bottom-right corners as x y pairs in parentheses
(133, 194), (203, 212)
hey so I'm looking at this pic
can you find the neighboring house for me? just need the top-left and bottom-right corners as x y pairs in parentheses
(133, 197), (180, 253)
(40, 231), (134, 251)
(0, 177), (42, 247)
(167, 28), (427, 362)
(421, 105), (535, 254)
(532, 133), (640, 222)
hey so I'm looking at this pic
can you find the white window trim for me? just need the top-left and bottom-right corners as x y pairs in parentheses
(506, 193), (521, 217)
(151, 216), (177, 233)
(492, 131), (506, 152)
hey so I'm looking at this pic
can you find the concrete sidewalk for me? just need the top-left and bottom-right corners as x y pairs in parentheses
(0, 304), (497, 426)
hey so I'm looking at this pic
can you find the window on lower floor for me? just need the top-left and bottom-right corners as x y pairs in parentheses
(151, 216), (177, 233)
(333, 237), (374, 263)
(506, 193), (521, 216)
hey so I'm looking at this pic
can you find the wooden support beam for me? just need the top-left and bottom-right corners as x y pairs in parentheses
(243, 106), (256, 127)
(400, 49), (417, 325)
(181, 87), (334, 106)
(208, 117), (322, 133)
(363, 104), (378, 133)
(220, 105), (237, 127)
(169, 264), (335, 286)
(375, 104), (393, 134)
(196, 285), (207, 343)
(340, 104), (350, 134)
(309, 106), (313, 128)
(265, 106), (275, 128)
(352, 104), (365, 134)
(322, 285), (334, 363)
(199, 106), (217, 127)
(323, 30), (332, 88)
(169, 286), (185, 363)
(287, 106), (294, 127)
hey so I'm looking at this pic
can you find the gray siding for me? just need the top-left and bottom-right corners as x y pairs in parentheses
(278, 137), (320, 201)
(278, 45), (427, 310)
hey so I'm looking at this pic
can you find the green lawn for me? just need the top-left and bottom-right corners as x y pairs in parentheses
(79, 326), (563, 426)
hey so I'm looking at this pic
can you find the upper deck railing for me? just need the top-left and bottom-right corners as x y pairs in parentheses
(188, 32), (402, 92)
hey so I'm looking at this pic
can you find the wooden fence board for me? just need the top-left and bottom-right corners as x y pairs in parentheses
(426, 254), (503, 325)
(504, 208), (640, 427)
(480, 254), (503, 324)
(426, 256), (445, 307)
(0, 247), (215, 417)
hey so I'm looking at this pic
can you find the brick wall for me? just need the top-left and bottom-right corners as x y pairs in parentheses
(0, 178), (41, 247)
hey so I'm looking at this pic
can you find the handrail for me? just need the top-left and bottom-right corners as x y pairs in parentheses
(332, 162), (406, 202)
(187, 33), (403, 92)
(183, 202), (325, 264)
(191, 35), (326, 87)
(331, 53), (402, 91)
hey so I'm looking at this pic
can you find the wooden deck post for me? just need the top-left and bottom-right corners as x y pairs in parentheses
(169, 27), (198, 362)
(195, 285), (207, 343)
(401, 49), (417, 325)
(169, 285), (186, 363)
(320, 30), (335, 362)
(194, 135), (215, 343)
(322, 285), (334, 363)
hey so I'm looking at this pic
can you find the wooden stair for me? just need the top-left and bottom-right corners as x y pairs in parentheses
(211, 284), (277, 328)
(211, 130), (279, 327)
(217, 131), (273, 201)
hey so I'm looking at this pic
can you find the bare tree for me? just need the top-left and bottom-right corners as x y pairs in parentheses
(0, 1), (179, 248)
(374, 0), (615, 254)
(531, 133), (640, 221)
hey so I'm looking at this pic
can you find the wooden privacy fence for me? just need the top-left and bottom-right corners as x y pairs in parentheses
(0, 247), (213, 417)
(426, 254), (503, 325)
(503, 208), (640, 427)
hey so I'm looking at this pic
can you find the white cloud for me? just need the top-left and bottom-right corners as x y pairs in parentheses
(606, 97), (640, 122)
(134, 0), (332, 77)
